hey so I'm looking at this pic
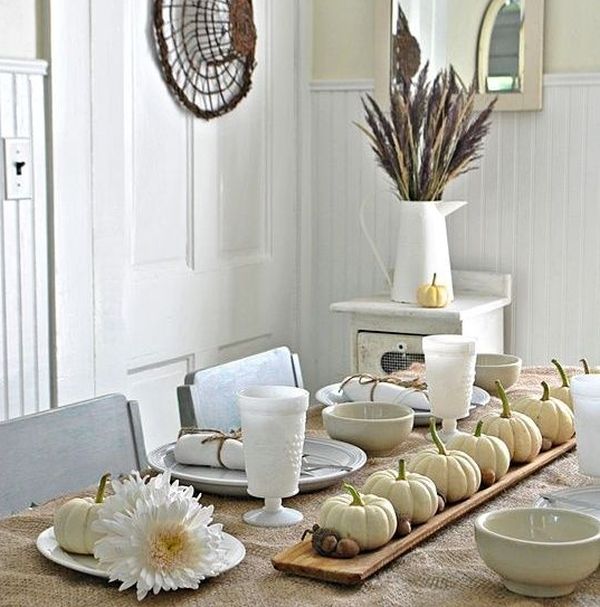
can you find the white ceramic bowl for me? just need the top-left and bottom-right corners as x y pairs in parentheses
(475, 508), (600, 597)
(474, 353), (522, 394)
(322, 401), (414, 456)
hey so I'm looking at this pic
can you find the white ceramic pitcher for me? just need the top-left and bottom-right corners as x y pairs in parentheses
(360, 200), (466, 303)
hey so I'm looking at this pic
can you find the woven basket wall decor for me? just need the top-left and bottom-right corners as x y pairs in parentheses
(153, 0), (257, 120)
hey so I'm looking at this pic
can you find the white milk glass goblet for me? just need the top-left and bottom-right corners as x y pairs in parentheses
(570, 375), (600, 479)
(422, 334), (477, 442)
(238, 385), (309, 527)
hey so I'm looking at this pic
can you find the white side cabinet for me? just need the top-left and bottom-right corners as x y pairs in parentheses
(330, 271), (512, 375)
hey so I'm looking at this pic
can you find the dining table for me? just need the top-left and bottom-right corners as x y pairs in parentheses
(1, 365), (599, 607)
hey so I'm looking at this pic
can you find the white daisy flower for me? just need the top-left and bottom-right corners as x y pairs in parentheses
(93, 472), (225, 601)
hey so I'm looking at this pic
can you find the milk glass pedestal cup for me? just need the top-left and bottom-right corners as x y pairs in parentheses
(238, 385), (309, 527)
(422, 335), (477, 442)
(571, 375), (600, 480)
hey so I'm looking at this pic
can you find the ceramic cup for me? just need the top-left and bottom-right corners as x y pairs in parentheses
(238, 385), (309, 527)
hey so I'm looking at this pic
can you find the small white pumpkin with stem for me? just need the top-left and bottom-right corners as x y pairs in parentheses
(549, 358), (572, 409)
(480, 381), (542, 463)
(581, 358), (600, 375)
(54, 473), (110, 555)
(416, 273), (448, 308)
(363, 459), (438, 524)
(512, 381), (575, 447)
(447, 420), (511, 487)
(319, 483), (397, 551)
(407, 419), (481, 503)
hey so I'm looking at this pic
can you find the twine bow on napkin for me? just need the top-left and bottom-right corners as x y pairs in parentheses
(339, 373), (428, 401)
(177, 428), (242, 469)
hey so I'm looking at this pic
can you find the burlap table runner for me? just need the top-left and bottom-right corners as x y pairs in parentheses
(1, 367), (598, 606)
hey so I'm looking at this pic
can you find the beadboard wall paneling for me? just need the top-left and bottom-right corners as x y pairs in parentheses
(307, 74), (600, 391)
(0, 59), (50, 421)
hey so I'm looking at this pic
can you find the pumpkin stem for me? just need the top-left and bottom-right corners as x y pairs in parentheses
(541, 381), (550, 401)
(474, 420), (484, 438)
(429, 417), (447, 456)
(551, 358), (569, 388)
(495, 380), (512, 418)
(396, 459), (407, 481)
(431, 273), (437, 286)
(581, 358), (591, 374)
(95, 472), (111, 504)
(343, 482), (365, 507)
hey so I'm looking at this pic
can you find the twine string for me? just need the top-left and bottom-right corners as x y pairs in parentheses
(339, 373), (428, 401)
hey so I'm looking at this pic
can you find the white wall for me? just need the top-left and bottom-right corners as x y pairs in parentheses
(0, 0), (38, 58)
(306, 75), (600, 390)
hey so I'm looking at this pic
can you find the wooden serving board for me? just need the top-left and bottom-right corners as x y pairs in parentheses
(272, 438), (576, 585)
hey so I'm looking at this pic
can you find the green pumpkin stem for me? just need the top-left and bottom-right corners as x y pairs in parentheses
(474, 420), (484, 438)
(343, 482), (365, 507)
(541, 381), (550, 401)
(551, 359), (570, 388)
(495, 380), (512, 418)
(429, 417), (447, 456)
(396, 459), (407, 481)
(431, 273), (437, 286)
(581, 358), (591, 374)
(95, 473), (110, 504)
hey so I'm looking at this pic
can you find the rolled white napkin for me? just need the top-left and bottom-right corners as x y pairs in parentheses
(341, 376), (431, 411)
(174, 432), (245, 470)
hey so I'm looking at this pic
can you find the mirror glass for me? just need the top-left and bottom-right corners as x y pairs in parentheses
(479, 0), (523, 93)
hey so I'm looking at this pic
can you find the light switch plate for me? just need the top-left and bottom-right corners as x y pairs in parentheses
(3, 137), (32, 200)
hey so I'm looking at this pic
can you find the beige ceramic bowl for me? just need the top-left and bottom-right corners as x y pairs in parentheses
(474, 353), (522, 394)
(322, 401), (414, 456)
(475, 508), (600, 597)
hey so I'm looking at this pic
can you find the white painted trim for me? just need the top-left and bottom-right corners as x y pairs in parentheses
(297, 0), (314, 388)
(543, 73), (600, 87)
(0, 59), (48, 75)
(310, 79), (375, 92)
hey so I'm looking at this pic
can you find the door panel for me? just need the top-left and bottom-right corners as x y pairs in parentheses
(91, 0), (298, 451)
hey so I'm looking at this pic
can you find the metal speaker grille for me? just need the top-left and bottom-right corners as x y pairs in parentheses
(380, 351), (425, 374)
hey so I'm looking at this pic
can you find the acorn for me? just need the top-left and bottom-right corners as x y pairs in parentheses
(481, 468), (496, 488)
(301, 524), (341, 557)
(396, 517), (412, 537)
(334, 538), (360, 558)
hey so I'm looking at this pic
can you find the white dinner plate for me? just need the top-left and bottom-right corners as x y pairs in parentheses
(36, 526), (245, 579)
(147, 436), (367, 497)
(314, 383), (490, 426)
(534, 486), (600, 518)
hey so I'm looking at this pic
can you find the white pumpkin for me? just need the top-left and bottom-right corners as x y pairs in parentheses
(363, 459), (438, 524)
(447, 420), (510, 485)
(407, 419), (481, 503)
(319, 483), (397, 551)
(549, 358), (572, 409)
(513, 381), (575, 446)
(54, 473), (110, 555)
(480, 381), (542, 463)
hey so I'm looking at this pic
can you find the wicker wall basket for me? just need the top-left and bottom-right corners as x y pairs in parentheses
(153, 0), (257, 120)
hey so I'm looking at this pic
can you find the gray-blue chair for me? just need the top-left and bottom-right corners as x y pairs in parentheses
(0, 394), (147, 517)
(177, 346), (303, 431)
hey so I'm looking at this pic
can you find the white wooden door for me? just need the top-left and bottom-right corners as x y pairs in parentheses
(88, 0), (298, 451)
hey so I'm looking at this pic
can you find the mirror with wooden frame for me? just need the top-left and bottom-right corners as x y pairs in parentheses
(375, 0), (544, 111)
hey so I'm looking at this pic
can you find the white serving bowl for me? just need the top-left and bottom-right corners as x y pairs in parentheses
(474, 353), (522, 394)
(322, 401), (414, 457)
(475, 508), (600, 597)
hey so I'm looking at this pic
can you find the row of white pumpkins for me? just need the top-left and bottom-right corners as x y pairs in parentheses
(317, 363), (579, 555)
